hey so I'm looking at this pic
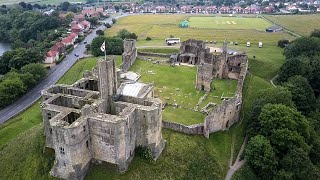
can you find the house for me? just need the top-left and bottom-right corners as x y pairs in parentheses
(96, 7), (104, 13)
(263, 6), (275, 13)
(220, 6), (231, 13)
(206, 6), (217, 13)
(51, 42), (65, 54)
(73, 14), (85, 22)
(71, 23), (83, 33)
(45, 50), (59, 64)
(233, 6), (243, 13)
(155, 6), (166, 13)
(80, 20), (91, 31)
(180, 6), (191, 13)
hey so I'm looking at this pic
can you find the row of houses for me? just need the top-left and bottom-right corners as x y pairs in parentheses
(45, 33), (78, 64)
(129, 4), (275, 14)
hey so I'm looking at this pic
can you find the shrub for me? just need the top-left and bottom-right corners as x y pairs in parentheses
(277, 39), (289, 48)
(146, 37), (152, 41)
(112, 18), (116, 24)
(135, 145), (153, 162)
(104, 22), (111, 28)
(96, 29), (104, 36)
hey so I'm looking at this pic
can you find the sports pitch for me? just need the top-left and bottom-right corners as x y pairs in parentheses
(188, 16), (272, 30)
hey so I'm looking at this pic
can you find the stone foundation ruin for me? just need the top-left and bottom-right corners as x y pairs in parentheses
(41, 56), (165, 180)
(165, 39), (248, 137)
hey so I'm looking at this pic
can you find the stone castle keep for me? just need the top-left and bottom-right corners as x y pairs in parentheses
(41, 56), (165, 180)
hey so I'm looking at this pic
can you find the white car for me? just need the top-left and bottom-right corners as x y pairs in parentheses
(246, 42), (251, 47)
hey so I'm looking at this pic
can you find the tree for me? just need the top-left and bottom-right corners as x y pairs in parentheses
(26, 3), (32, 10)
(86, 17), (98, 26)
(68, 5), (77, 13)
(245, 135), (278, 180)
(112, 18), (116, 24)
(248, 87), (294, 136)
(0, 74), (26, 108)
(283, 37), (320, 59)
(310, 29), (320, 38)
(91, 36), (123, 56)
(277, 39), (289, 48)
(65, 12), (74, 23)
(61, 1), (70, 11)
(20, 63), (47, 82)
(277, 56), (312, 83)
(116, 29), (138, 40)
(19, 2), (26, 8)
(104, 23), (111, 28)
(258, 104), (311, 150)
(284, 75), (316, 115)
(279, 147), (315, 180)
(96, 30), (104, 36)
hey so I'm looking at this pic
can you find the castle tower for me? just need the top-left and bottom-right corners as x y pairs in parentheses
(216, 40), (229, 79)
(97, 56), (118, 113)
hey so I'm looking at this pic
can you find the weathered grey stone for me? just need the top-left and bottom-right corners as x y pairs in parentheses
(41, 56), (165, 180)
(121, 39), (137, 72)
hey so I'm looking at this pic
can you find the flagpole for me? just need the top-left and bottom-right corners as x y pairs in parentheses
(104, 41), (106, 61)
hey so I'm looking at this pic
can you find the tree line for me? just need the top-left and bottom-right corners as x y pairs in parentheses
(245, 30), (320, 179)
(88, 29), (137, 57)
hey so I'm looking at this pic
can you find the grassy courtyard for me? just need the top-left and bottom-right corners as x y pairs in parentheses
(107, 14), (294, 46)
(264, 14), (320, 36)
(129, 58), (237, 125)
(189, 16), (271, 30)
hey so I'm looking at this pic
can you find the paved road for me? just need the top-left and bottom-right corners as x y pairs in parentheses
(0, 14), (127, 124)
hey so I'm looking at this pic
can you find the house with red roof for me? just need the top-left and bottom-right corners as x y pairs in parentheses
(220, 6), (231, 13)
(80, 20), (91, 31)
(71, 23), (83, 33)
(233, 6), (243, 13)
(45, 50), (59, 64)
(73, 14), (85, 22)
(206, 6), (217, 13)
(51, 42), (65, 54)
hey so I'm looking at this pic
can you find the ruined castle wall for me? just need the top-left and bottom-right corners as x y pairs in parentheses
(137, 52), (171, 58)
(88, 117), (119, 165)
(135, 105), (164, 159)
(121, 39), (137, 72)
(196, 64), (214, 92)
(162, 121), (204, 135)
(203, 61), (247, 138)
(42, 108), (61, 148)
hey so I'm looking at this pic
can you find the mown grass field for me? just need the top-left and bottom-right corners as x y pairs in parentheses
(189, 16), (271, 30)
(107, 14), (295, 46)
(264, 14), (320, 36)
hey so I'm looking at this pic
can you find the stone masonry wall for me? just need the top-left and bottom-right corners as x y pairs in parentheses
(121, 39), (137, 72)
(162, 121), (204, 135)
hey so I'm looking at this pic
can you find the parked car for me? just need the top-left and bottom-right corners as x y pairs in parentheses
(74, 54), (79, 57)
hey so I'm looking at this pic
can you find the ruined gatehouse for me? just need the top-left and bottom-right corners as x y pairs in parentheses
(41, 56), (165, 180)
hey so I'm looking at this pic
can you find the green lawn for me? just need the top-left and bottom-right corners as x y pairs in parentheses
(137, 48), (180, 54)
(189, 17), (271, 30)
(264, 14), (320, 36)
(129, 59), (237, 125)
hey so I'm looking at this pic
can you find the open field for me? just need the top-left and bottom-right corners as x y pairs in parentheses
(264, 14), (320, 36)
(189, 17), (271, 30)
(107, 14), (295, 46)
